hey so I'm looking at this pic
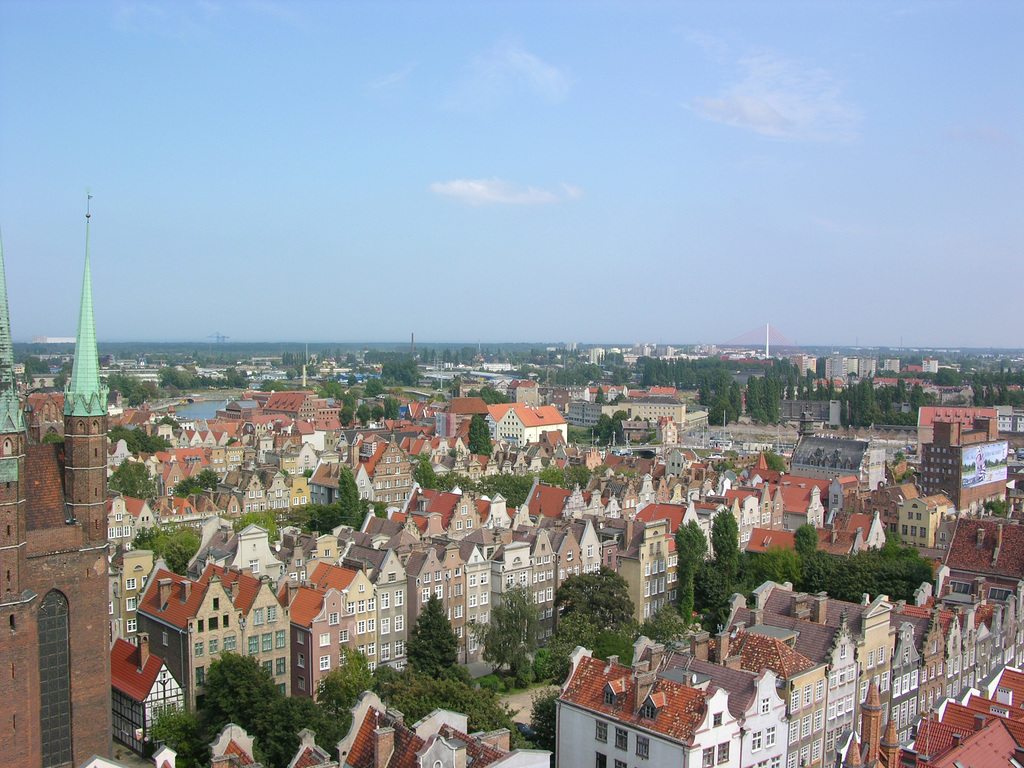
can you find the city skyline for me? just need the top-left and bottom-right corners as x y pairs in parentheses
(0, 1), (1020, 347)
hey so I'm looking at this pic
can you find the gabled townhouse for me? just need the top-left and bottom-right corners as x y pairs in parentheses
(404, 545), (447, 632)
(433, 540), (469, 654)
(634, 637), (789, 768)
(693, 626), (829, 768)
(617, 518), (677, 622)
(137, 564), (291, 709)
(516, 528), (557, 641)
(341, 544), (409, 670)
(558, 647), (740, 768)
(109, 547), (155, 643)
(188, 519), (285, 582)
(278, 564), (359, 697)
(258, 467), (292, 511)
(491, 535), (534, 610)
(108, 494), (157, 550)
(110, 634), (184, 754)
(460, 536), (493, 662)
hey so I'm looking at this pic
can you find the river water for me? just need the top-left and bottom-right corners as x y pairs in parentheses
(171, 399), (229, 421)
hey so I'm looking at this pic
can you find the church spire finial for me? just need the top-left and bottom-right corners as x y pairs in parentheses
(0, 225), (25, 432)
(65, 193), (107, 417)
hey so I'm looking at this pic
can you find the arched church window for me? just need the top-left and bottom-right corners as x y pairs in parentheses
(38, 590), (72, 766)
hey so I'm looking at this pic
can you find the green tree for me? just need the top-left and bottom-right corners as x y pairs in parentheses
(109, 461), (157, 499)
(382, 396), (400, 420)
(794, 524), (819, 559)
(710, 510), (741, 586)
(545, 612), (598, 683)
(316, 649), (372, 734)
(468, 414), (493, 456)
(337, 467), (363, 526)
(762, 451), (787, 472)
(150, 706), (209, 768)
(639, 607), (686, 646)
(746, 546), (803, 588)
(201, 652), (280, 744)
(233, 510), (279, 540)
(406, 596), (460, 677)
(554, 568), (634, 633)
(134, 526), (201, 576)
(364, 378), (384, 398)
(373, 670), (516, 737)
(480, 585), (540, 678)
(41, 432), (64, 444)
(675, 520), (708, 623)
(530, 689), (558, 752)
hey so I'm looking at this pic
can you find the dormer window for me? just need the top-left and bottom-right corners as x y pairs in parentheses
(604, 690), (616, 706)
(640, 701), (658, 719)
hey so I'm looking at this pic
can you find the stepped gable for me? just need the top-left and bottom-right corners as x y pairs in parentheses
(561, 655), (707, 742)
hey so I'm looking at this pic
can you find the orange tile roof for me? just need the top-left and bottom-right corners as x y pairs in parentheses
(729, 630), (815, 679)
(745, 528), (796, 554)
(561, 655), (707, 742)
(307, 561), (358, 593)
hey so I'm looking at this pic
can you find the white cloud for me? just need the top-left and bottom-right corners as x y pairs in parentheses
(688, 51), (861, 142)
(368, 62), (418, 89)
(445, 41), (571, 111)
(430, 178), (582, 206)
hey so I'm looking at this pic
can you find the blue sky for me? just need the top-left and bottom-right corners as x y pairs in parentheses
(1, 1), (1021, 348)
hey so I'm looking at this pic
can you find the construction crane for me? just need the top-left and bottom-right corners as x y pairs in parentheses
(207, 332), (230, 343)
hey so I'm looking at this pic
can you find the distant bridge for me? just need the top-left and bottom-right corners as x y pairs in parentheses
(720, 324), (803, 357)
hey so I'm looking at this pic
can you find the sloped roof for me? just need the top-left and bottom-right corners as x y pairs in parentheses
(946, 519), (1024, 580)
(561, 655), (707, 743)
(727, 631), (815, 679)
(110, 638), (166, 702)
(745, 528), (795, 554)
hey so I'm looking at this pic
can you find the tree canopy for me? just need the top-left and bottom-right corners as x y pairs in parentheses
(553, 568), (634, 633)
(468, 414), (492, 456)
(406, 595), (460, 677)
(480, 585), (539, 681)
(109, 461), (158, 499)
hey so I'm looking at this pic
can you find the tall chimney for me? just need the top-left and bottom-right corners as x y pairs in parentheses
(813, 593), (829, 624)
(715, 630), (731, 664)
(633, 670), (657, 712)
(180, 581), (191, 603)
(158, 578), (172, 607)
(138, 633), (150, 671)
(691, 631), (710, 661)
(374, 726), (395, 768)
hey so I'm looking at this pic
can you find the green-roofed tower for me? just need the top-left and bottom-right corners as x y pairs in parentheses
(0, 226), (26, 433)
(64, 206), (107, 418)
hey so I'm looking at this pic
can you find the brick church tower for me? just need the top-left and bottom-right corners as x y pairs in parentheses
(0, 211), (111, 767)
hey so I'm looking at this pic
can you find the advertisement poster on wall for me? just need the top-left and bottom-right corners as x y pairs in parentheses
(961, 442), (1009, 489)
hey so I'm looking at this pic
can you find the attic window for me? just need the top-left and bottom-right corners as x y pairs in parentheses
(604, 690), (616, 705)
(640, 700), (659, 719)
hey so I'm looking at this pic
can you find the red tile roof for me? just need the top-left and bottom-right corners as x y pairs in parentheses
(728, 631), (815, 679)
(561, 655), (707, 742)
(110, 638), (166, 702)
(745, 528), (795, 554)
(946, 519), (1024, 580)
(635, 503), (689, 533)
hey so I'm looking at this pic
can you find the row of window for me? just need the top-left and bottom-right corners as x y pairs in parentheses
(595, 722), (650, 758)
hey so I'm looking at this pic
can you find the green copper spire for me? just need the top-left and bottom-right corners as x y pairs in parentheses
(65, 202), (108, 417)
(0, 225), (25, 432)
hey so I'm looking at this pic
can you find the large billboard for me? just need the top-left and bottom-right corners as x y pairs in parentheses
(961, 441), (1009, 489)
